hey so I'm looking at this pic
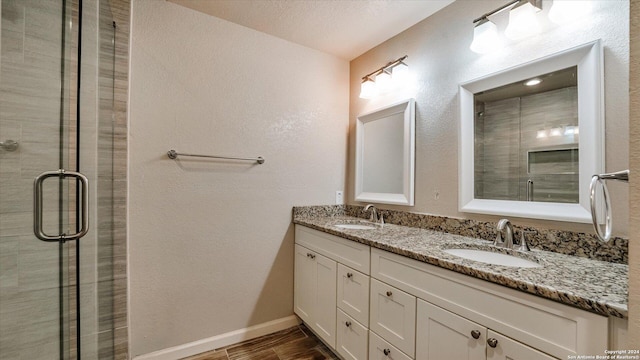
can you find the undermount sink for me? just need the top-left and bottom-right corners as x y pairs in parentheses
(334, 223), (377, 230)
(444, 248), (542, 268)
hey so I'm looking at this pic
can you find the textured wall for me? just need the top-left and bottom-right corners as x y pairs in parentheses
(128, 0), (349, 356)
(629, 0), (639, 348)
(348, 0), (629, 236)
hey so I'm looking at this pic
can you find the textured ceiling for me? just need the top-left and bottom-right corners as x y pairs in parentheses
(167, 0), (455, 60)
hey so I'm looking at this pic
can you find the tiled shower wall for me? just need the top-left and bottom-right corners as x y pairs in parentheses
(99, 0), (129, 358)
(475, 87), (579, 203)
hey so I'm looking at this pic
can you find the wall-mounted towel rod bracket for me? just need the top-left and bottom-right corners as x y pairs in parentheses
(589, 169), (629, 242)
(167, 150), (265, 164)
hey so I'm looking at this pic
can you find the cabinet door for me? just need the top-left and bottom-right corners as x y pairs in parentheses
(416, 299), (486, 360)
(486, 330), (558, 360)
(370, 278), (416, 357)
(336, 309), (368, 360)
(313, 251), (337, 348)
(337, 264), (369, 326)
(294, 244), (315, 323)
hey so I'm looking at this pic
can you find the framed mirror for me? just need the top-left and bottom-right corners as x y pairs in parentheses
(459, 40), (603, 223)
(355, 98), (415, 206)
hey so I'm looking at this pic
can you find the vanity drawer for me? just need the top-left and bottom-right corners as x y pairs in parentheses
(369, 330), (413, 360)
(370, 248), (607, 359)
(370, 278), (416, 357)
(337, 264), (370, 326)
(295, 225), (370, 274)
(336, 309), (368, 360)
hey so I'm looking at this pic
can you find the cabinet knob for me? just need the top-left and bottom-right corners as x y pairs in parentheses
(383, 348), (391, 356)
(347, 272), (353, 278)
(310, 254), (315, 259)
(306, 253), (311, 257)
(471, 330), (481, 339)
(345, 321), (351, 327)
(386, 291), (393, 297)
(487, 338), (498, 348)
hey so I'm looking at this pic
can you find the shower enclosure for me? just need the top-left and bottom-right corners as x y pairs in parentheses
(0, 0), (121, 358)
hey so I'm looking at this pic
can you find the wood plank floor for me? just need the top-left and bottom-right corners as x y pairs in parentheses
(182, 324), (340, 360)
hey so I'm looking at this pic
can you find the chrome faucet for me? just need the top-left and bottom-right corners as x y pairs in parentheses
(495, 219), (514, 248)
(495, 219), (530, 252)
(364, 204), (384, 227)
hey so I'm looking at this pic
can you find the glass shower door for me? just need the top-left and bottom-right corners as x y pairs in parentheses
(0, 0), (116, 358)
(0, 0), (77, 358)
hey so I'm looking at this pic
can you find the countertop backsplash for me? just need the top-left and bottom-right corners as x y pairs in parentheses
(293, 204), (628, 264)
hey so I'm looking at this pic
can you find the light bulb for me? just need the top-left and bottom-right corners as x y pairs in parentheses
(536, 129), (548, 139)
(525, 78), (542, 86)
(359, 78), (377, 99)
(550, 127), (563, 137)
(392, 62), (409, 83)
(564, 125), (579, 136)
(376, 70), (392, 93)
(505, 2), (541, 40)
(469, 18), (500, 54)
(549, 0), (592, 25)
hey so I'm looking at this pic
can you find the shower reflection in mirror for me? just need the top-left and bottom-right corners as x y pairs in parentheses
(474, 66), (579, 204)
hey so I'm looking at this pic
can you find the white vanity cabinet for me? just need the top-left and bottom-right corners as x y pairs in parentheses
(294, 225), (612, 360)
(294, 226), (371, 358)
(294, 244), (337, 347)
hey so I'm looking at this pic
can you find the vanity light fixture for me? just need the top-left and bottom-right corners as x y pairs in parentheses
(504, 0), (542, 40)
(359, 76), (377, 99)
(469, 0), (546, 54)
(469, 18), (500, 54)
(392, 61), (410, 83)
(375, 69), (393, 93)
(359, 55), (408, 99)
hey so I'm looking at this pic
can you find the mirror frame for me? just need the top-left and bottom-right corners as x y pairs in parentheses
(355, 98), (416, 206)
(458, 40), (603, 223)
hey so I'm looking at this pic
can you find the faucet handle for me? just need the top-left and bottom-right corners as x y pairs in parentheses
(517, 230), (533, 252)
(494, 231), (506, 247)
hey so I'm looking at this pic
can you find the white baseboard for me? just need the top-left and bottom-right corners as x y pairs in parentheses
(133, 315), (300, 360)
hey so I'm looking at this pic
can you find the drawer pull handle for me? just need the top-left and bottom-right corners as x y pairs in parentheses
(347, 272), (353, 278)
(383, 348), (391, 356)
(386, 291), (392, 297)
(309, 254), (315, 259)
(345, 321), (351, 327)
(487, 338), (498, 348)
(471, 330), (481, 339)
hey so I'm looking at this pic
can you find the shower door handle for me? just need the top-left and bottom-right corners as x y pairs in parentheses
(34, 169), (89, 242)
(526, 179), (534, 201)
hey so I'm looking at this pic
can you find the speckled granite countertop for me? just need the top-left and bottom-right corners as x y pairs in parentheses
(293, 214), (628, 318)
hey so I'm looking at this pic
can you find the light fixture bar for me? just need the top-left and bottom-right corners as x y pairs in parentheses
(472, 0), (519, 24)
(472, 0), (541, 24)
(361, 55), (408, 81)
